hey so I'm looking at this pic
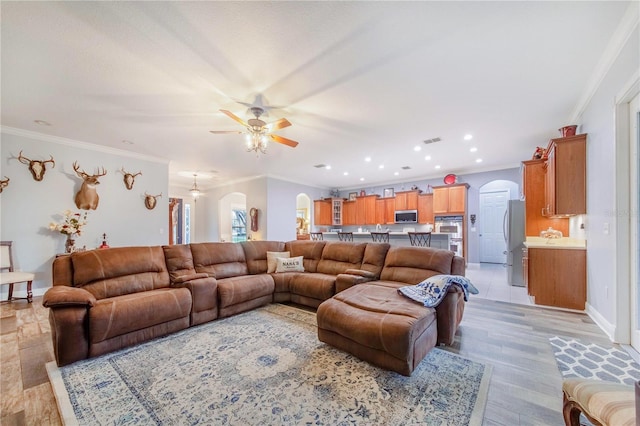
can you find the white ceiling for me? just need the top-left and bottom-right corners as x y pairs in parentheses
(0, 1), (631, 191)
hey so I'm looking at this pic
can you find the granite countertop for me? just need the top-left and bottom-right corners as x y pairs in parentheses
(524, 237), (586, 250)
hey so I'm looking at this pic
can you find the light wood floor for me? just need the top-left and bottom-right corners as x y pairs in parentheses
(0, 295), (611, 425)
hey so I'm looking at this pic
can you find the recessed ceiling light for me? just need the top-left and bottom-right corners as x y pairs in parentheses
(414, 146), (422, 152)
(476, 158), (483, 163)
(435, 165), (441, 169)
(343, 171), (349, 176)
(34, 120), (51, 126)
(122, 140), (134, 145)
(379, 164), (384, 169)
(325, 165), (332, 170)
(394, 172), (399, 176)
(424, 155), (431, 161)
(364, 157), (372, 162)
(464, 134), (473, 141)
(360, 177), (365, 181)
(469, 147), (477, 152)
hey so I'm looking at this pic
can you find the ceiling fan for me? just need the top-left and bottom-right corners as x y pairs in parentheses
(210, 107), (299, 154)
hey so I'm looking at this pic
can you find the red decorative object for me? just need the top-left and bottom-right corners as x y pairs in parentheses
(559, 125), (577, 137)
(443, 174), (457, 185)
(99, 233), (109, 249)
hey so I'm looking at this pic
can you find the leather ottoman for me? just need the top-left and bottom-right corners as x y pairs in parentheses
(317, 283), (438, 376)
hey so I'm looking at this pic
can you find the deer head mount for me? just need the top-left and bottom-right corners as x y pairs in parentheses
(120, 167), (142, 190)
(0, 176), (9, 193)
(73, 161), (107, 210)
(144, 192), (162, 210)
(18, 151), (55, 181)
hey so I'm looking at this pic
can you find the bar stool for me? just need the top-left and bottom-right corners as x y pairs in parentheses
(370, 232), (389, 243)
(337, 232), (353, 242)
(310, 232), (323, 241)
(408, 232), (431, 247)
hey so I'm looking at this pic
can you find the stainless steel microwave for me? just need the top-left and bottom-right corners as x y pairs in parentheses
(394, 210), (418, 223)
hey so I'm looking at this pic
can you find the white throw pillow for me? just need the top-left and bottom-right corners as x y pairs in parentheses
(275, 256), (305, 273)
(267, 251), (290, 273)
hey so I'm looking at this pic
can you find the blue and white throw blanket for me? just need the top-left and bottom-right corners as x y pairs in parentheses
(398, 275), (479, 308)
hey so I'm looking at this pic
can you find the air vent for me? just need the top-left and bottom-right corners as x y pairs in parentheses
(313, 164), (327, 168)
(423, 137), (442, 145)
(401, 166), (411, 170)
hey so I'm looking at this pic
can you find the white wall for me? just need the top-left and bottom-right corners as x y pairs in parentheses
(200, 176), (324, 243)
(0, 128), (169, 297)
(579, 23), (639, 337)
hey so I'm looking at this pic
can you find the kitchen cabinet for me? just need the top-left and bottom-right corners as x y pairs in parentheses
(355, 195), (378, 225)
(375, 199), (386, 225)
(384, 198), (395, 224)
(543, 134), (586, 216)
(342, 201), (356, 226)
(521, 159), (569, 236)
(526, 247), (586, 310)
(313, 199), (332, 226)
(332, 199), (343, 225)
(394, 191), (419, 211)
(433, 184), (469, 215)
(417, 194), (434, 224)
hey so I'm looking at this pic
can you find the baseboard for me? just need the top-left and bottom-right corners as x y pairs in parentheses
(585, 302), (616, 342)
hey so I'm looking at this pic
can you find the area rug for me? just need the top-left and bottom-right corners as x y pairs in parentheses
(47, 304), (492, 425)
(549, 336), (640, 385)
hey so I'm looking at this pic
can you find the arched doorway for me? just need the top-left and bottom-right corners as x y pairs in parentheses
(218, 192), (247, 242)
(296, 193), (311, 238)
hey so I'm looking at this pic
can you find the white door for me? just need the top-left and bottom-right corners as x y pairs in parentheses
(479, 190), (509, 263)
(629, 93), (640, 352)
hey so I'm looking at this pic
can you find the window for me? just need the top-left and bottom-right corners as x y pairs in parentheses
(184, 203), (191, 244)
(231, 209), (247, 242)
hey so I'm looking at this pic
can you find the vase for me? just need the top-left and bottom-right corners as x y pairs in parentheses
(65, 235), (76, 253)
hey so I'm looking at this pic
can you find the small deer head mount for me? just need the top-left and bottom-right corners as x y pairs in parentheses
(144, 192), (162, 210)
(120, 167), (142, 190)
(0, 176), (9, 193)
(18, 151), (55, 181)
(73, 161), (107, 210)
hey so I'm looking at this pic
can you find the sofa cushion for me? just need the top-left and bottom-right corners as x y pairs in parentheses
(284, 240), (325, 273)
(360, 243), (391, 278)
(191, 242), (248, 279)
(380, 246), (455, 285)
(267, 251), (290, 273)
(89, 287), (191, 343)
(217, 274), (275, 309)
(290, 272), (336, 301)
(71, 246), (170, 299)
(162, 244), (196, 282)
(316, 242), (367, 275)
(275, 256), (304, 273)
(241, 241), (286, 275)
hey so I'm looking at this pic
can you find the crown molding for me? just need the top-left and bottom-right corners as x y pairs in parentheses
(1, 126), (170, 164)
(569, 2), (639, 123)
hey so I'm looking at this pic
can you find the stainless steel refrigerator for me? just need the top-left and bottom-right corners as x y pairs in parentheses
(504, 200), (525, 286)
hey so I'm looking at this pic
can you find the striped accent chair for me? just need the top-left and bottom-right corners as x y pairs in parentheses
(562, 378), (638, 426)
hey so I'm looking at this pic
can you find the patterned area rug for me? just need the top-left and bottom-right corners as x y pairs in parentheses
(549, 336), (640, 385)
(47, 304), (492, 425)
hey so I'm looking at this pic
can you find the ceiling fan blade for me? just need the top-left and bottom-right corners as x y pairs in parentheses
(220, 109), (248, 127)
(270, 134), (299, 148)
(268, 118), (291, 131)
(209, 130), (243, 134)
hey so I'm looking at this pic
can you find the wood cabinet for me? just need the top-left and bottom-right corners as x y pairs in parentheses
(526, 247), (586, 310)
(332, 199), (343, 225)
(521, 159), (569, 237)
(384, 198), (395, 224)
(417, 194), (434, 224)
(433, 184), (469, 215)
(543, 134), (587, 216)
(375, 199), (386, 225)
(342, 200), (356, 225)
(355, 195), (378, 225)
(313, 200), (332, 226)
(394, 190), (419, 211)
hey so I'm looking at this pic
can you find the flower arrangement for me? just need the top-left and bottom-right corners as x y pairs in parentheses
(49, 210), (88, 236)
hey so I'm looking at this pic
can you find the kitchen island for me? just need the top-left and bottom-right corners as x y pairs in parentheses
(321, 231), (450, 250)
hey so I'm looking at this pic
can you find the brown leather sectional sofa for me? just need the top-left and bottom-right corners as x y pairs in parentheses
(43, 240), (465, 367)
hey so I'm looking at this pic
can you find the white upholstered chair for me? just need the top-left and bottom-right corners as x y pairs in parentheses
(0, 241), (34, 303)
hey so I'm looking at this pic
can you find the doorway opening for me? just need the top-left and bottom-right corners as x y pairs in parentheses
(296, 193), (311, 238)
(219, 192), (247, 242)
